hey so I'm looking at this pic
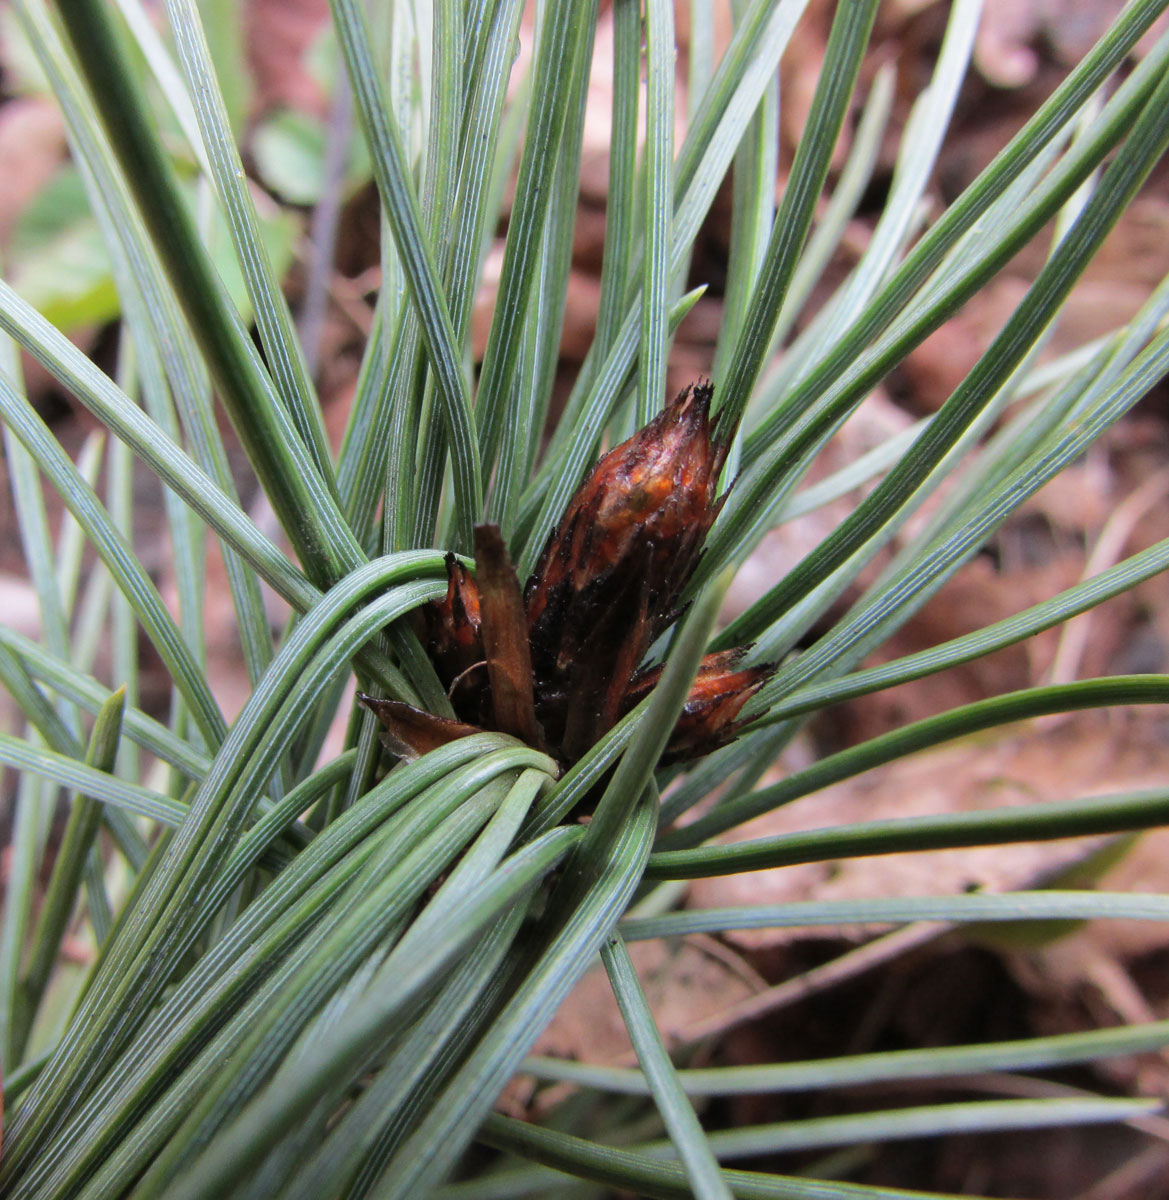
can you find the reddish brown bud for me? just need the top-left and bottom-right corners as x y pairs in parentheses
(365, 382), (765, 778)
(420, 553), (486, 714)
(526, 381), (727, 639)
(524, 382), (731, 757)
(624, 650), (773, 764)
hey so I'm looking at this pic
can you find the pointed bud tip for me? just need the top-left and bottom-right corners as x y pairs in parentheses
(657, 652), (775, 763)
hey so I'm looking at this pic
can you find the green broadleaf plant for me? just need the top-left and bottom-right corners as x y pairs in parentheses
(2, 0), (1169, 1196)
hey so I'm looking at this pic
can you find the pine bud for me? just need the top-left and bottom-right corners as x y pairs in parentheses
(524, 382), (732, 756)
(419, 553), (487, 720)
(624, 650), (772, 764)
(365, 381), (773, 773)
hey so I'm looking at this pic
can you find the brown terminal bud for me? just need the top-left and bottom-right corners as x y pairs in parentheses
(524, 382), (733, 755)
(362, 381), (773, 780)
